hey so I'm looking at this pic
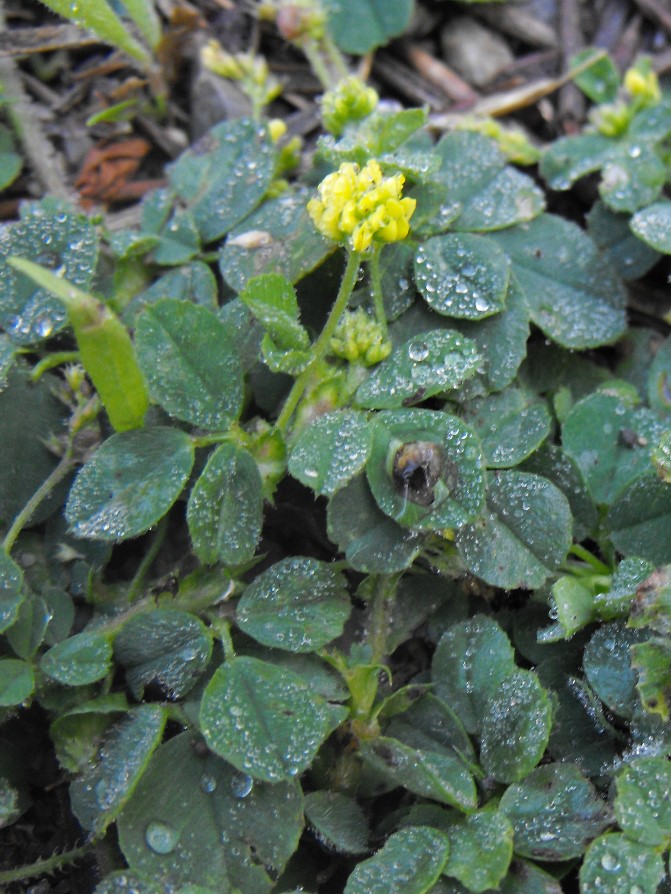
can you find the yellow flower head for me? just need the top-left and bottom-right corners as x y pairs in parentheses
(307, 160), (416, 253)
(624, 61), (661, 108)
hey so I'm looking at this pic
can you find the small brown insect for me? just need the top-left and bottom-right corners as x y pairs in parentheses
(392, 440), (444, 507)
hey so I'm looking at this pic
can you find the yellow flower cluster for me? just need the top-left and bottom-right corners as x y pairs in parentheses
(307, 160), (416, 253)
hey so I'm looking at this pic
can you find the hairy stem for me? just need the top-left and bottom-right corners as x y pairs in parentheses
(0, 844), (91, 884)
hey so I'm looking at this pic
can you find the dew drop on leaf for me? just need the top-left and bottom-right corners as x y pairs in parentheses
(145, 820), (179, 854)
(230, 771), (254, 798)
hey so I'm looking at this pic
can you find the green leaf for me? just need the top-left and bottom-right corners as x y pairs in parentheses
(360, 735), (477, 812)
(572, 49), (620, 103)
(324, 0), (413, 54)
(366, 408), (486, 531)
(220, 187), (333, 291)
(0, 550), (24, 635)
(587, 201), (660, 280)
(415, 233), (510, 319)
(540, 131), (667, 213)
(579, 833), (664, 894)
(289, 410), (372, 497)
(66, 427), (194, 541)
(167, 119), (275, 243)
(117, 732), (303, 892)
(0, 659), (34, 706)
(344, 826), (450, 894)
(457, 471), (572, 590)
(386, 692), (477, 771)
(93, 873), (163, 894)
(239, 274), (309, 351)
(356, 330), (481, 409)
(442, 809), (513, 893)
(480, 670), (552, 783)
(40, 630), (113, 685)
(0, 367), (71, 527)
(631, 637), (671, 720)
(0, 198), (98, 345)
(647, 333), (671, 413)
(70, 705), (167, 837)
(594, 556), (655, 621)
(120, 0), (162, 49)
(499, 763), (613, 861)
(491, 214), (627, 348)
(432, 132), (545, 233)
(6, 594), (50, 658)
(432, 616), (516, 735)
(326, 474), (424, 573)
(39, 0), (151, 64)
(187, 444), (263, 566)
(199, 656), (346, 783)
(615, 756), (671, 847)
(114, 610), (212, 700)
(584, 622), (646, 719)
(0, 125), (21, 190)
(450, 275), (530, 393)
(521, 442), (597, 542)
(50, 694), (128, 773)
(630, 200), (671, 253)
(608, 473), (671, 565)
(460, 388), (551, 468)
(304, 791), (369, 856)
(236, 557), (351, 653)
(136, 299), (243, 428)
(561, 393), (664, 505)
(497, 860), (563, 894)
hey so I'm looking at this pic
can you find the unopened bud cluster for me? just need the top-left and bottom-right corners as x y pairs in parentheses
(307, 160), (416, 253)
(330, 308), (392, 366)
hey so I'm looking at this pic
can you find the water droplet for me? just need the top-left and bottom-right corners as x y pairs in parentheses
(408, 341), (429, 362)
(230, 771), (253, 798)
(145, 820), (179, 854)
(35, 315), (54, 338)
(600, 852), (618, 871)
(200, 774), (217, 794)
(475, 296), (490, 313)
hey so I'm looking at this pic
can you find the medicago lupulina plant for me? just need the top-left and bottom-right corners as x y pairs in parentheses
(2, 39), (671, 894)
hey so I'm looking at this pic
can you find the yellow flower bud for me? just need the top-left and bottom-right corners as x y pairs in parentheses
(322, 76), (379, 135)
(308, 160), (416, 253)
(624, 63), (661, 107)
(268, 118), (287, 143)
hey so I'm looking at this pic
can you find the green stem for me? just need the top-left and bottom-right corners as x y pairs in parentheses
(31, 351), (81, 382)
(568, 543), (611, 575)
(302, 38), (336, 90)
(322, 32), (350, 80)
(367, 245), (388, 339)
(275, 250), (362, 434)
(368, 573), (400, 664)
(0, 844), (91, 884)
(3, 445), (76, 554)
(126, 515), (169, 603)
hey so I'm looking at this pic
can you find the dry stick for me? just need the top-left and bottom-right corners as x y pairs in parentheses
(0, 2), (73, 200)
(558, 0), (585, 129)
(405, 43), (480, 106)
(631, 0), (671, 36)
